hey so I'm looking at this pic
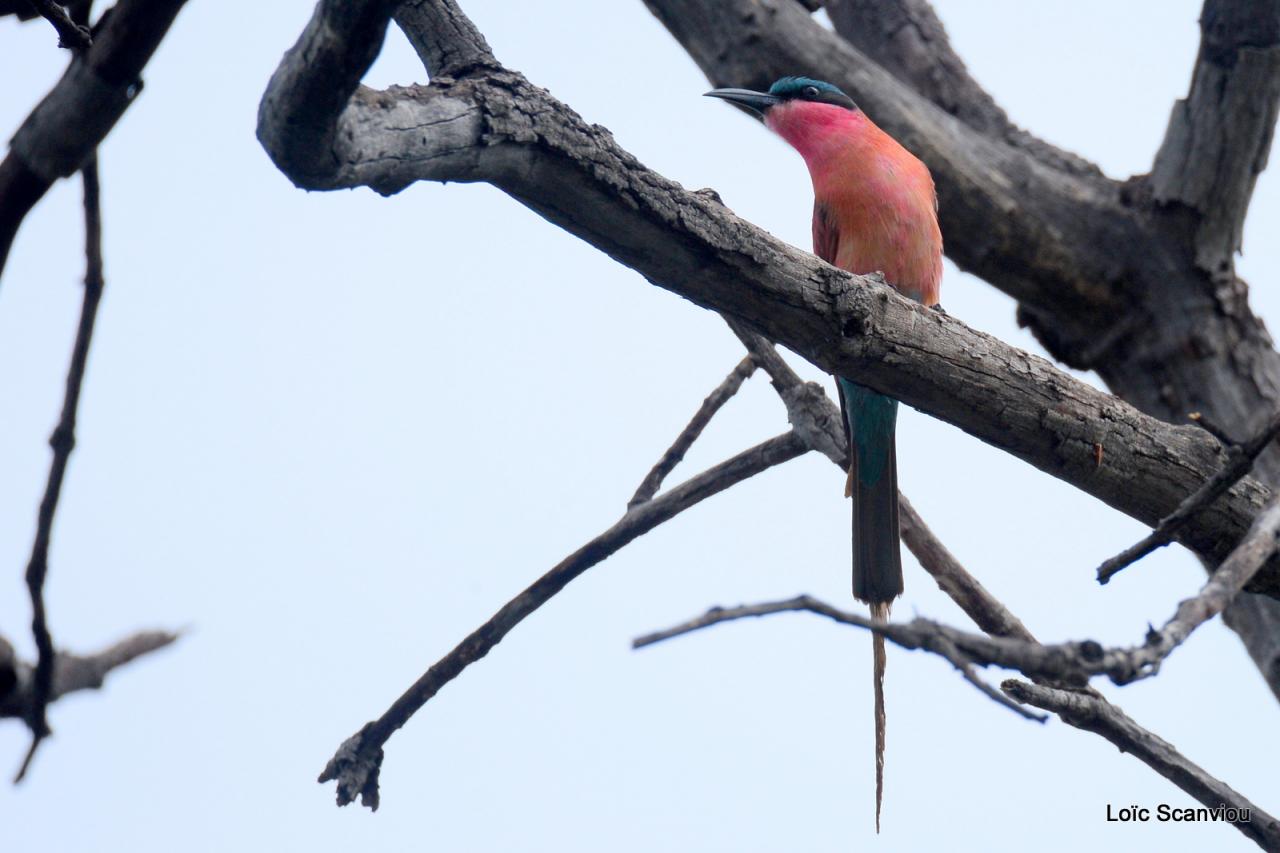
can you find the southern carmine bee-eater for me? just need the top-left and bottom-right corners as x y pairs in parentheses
(706, 77), (942, 832)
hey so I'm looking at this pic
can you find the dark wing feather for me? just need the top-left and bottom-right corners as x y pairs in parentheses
(812, 200), (840, 266)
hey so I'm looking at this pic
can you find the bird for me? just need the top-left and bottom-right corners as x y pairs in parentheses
(706, 76), (942, 832)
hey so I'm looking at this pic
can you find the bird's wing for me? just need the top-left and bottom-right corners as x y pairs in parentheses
(815, 200), (848, 451)
(812, 199), (840, 265)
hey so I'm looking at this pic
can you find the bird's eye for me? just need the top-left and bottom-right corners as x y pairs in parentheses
(803, 86), (820, 98)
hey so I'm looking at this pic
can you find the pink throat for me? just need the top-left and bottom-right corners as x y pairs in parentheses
(764, 100), (867, 165)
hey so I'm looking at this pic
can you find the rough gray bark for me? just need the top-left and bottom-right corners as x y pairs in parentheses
(645, 0), (1280, 700)
(1151, 0), (1280, 271)
(258, 0), (1280, 829)
(825, 0), (1102, 178)
(258, 13), (1280, 601)
(0, 0), (190, 278)
(1004, 679), (1280, 850)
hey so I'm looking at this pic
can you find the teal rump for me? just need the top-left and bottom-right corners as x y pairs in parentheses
(837, 376), (903, 604)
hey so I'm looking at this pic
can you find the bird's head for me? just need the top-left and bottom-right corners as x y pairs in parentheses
(706, 77), (863, 159)
(704, 77), (857, 115)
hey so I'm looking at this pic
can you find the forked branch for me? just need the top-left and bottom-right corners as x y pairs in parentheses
(319, 431), (809, 808)
(259, 0), (1280, 601)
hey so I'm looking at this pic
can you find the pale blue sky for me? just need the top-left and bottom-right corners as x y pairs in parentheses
(2, 2), (1276, 851)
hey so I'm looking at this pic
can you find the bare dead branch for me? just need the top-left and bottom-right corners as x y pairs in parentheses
(262, 0), (1280, 818)
(14, 153), (103, 784)
(393, 0), (498, 78)
(725, 323), (1037, 643)
(897, 495), (1036, 643)
(650, 0), (1280, 699)
(824, 0), (1101, 178)
(1100, 494), (1280, 684)
(1002, 680), (1280, 850)
(724, 319), (848, 466)
(638, 588), (1278, 850)
(632, 595), (1045, 722)
(258, 4), (1280, 603)
(255, 0), (401, 191)
(629, 356), (756, 507)
(643, 478), (1280, 692)
(318, 431), (809, 809)
(22, 0), (91, 50)
(0, 629), (179, 719)
(0, 0), (89, 21)
(0, 0), (189, 281)
(642, 0), (1133, 350)
(1151, 0), (1280, 270)
(1097, 409), (1280, 583)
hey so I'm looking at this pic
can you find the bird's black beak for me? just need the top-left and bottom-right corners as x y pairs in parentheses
(704, 88), (781, 115)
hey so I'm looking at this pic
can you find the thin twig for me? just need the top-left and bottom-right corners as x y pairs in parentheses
(319, 431), (810, 809)
(634, 591), (1280, 849)
(897, 494), (1037, 643)
(689, 326), (1276, 845)
(632, 595), (1045, 722)
(724, 319), (848, 467)
(1097, 409), (1280, 583)
(1102, 493), (1280, 682)
(1003, 680), (1280, 851)
(640, 486), (1280, 690)
(628, 356), (756, 507)
(726, 323), (1037, 643)
(14, 154), (103, 785)
(0, 0), (189, 284)
(1188, 410), (1237, 446)
(24, 0), (92, 50)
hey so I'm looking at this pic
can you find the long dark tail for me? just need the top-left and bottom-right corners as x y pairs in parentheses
(836, 377), (903, 833)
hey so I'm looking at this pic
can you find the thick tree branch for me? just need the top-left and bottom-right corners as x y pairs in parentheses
(319, 431), (809, 808)
(0, 0), (189, 281)
(393, 0), (498, 78)
(258, 19), (1280, 600)
(643, 0), (1151, 362)
(1151, 0), (1280, 271)
(1003, 680), (1280, 850)
(646, 0), (1280, 698)
(1098, 409), (1280, 582)
(824, 0), (1101, 178)
(264, 1), (1280, 818)
(255, 0), (401, 191)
